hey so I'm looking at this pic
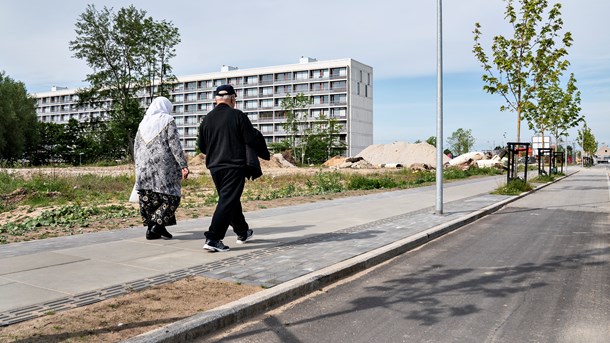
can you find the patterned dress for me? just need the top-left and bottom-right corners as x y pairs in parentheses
(134, 120), (188, 227)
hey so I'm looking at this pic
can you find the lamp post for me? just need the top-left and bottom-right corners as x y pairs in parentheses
(435, 0), (444, 214)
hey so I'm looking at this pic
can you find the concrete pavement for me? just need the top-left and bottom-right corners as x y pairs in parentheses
(0, 171), (565, 340)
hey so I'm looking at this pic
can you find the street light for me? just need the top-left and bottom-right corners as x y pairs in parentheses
(435, 0), (444, 215)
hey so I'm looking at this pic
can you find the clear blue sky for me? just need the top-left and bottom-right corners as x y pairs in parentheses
(1, 0), (608, 150)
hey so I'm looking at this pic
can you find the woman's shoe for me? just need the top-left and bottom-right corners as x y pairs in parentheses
(152, 224), (173, 240)
(146, 228), (161, 240)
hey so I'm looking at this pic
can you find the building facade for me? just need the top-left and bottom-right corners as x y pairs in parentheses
(34, 57), (373, 156)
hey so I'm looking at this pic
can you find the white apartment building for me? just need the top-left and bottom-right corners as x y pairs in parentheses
(34, 57), (373, 156)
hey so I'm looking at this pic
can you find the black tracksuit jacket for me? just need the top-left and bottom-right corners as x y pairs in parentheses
(197, 103), (269, 176)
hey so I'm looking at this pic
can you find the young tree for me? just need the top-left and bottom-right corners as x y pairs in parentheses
(69, 4), (181, 160)
(577, 123), (597, 160)
(280, 93), (310, 163)
(426, 136), (437, 147)
(546, 74), (584, 147)
(473, 0), (572, 143)
(0, 72), (39, 163)
(447, 128), (476, 156)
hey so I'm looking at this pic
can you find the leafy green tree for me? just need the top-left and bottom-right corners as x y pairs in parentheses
(303, 114), (346, 164)
(69, 4), (181, 160)
(577, 123), (597, 160)
(0, 72), (39, 164)
(426, 136), (437, 147)
(473, 0), (572, 143)
(546, 74), (584, 147)
(32, 122), (64, 165)
(280, 93), (310, 163)
(447, 128), (475, 156)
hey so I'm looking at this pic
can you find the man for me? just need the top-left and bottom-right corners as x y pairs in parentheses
(198, 85), (269, 252)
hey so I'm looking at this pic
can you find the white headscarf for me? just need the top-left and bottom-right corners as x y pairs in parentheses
(138, 97), (174, 143)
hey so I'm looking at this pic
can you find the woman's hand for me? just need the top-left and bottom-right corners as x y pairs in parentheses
(181, 167), (189, 180)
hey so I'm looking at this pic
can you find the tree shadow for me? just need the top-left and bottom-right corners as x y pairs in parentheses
(238, 246), (610, 335)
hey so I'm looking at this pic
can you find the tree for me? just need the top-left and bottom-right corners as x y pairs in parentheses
(546, 74), (584, 146)
(280, 93), (310, 163)
(577, 123), (597, 160)
(473, 0), (572, 143)
(0, 72), (39, 164)
(69, 4), (181, 160)
(426, 136), (437, 147)
(303, 113), (346, 164)
(447, 128), (475, 156)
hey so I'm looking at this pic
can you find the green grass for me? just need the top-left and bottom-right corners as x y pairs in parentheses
(1, 166), (508, 243)
(493, 178), (534, 195)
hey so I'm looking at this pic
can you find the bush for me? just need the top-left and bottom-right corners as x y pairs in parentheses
(306, 171), (344, 194)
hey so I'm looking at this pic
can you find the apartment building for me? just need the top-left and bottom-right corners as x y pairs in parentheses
(34, 57), (373, 156)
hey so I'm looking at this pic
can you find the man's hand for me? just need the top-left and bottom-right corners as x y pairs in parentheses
(182, 167), (189, 180)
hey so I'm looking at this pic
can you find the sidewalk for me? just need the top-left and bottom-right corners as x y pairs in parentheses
(0, 174), (543, 335)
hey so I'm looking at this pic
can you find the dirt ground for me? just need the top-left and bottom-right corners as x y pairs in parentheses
(0, 164), (389, 342)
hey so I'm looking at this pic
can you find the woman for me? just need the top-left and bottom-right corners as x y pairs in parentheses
(134, 96), (189, 240)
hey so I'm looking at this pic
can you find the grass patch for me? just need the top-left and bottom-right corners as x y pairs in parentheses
(493, 178), (534, 195)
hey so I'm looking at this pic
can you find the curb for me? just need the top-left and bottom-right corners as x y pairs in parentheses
(124, 172), (576, 343)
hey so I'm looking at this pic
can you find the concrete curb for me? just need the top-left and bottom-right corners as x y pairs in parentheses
(124, 172), (576, 343)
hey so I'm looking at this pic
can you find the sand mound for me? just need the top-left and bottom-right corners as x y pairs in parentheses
(356, 142), (449, 167)
(322, 156), (347, 167)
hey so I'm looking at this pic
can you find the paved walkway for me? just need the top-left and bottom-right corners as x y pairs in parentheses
(0, 174), (529, 327)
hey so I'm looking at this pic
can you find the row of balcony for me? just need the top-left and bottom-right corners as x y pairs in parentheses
(175, 74), (347, 92)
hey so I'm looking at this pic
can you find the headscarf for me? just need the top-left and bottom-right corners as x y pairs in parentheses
(138, 97), (174, 143)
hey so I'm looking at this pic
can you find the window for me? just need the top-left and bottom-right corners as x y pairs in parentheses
(295, 71), (308, 80)
(331, 107), (347, 118)
(173, 94), (184, 102)
(260, 124), (273, 133)
(312, 95), (328, 104)
(185, 93), (197, 102)
(331, 94), (346, 104)
(247, 113), (258, 121)
(245, 100), (258, 109)
(330, 67), (347, 77)
(245, 88), (258, 97)
(275, 72), (291, 81)
(185, 82), (196, 90)
(357, 83), (360, 95)
(275, 85), (290, 94)
(261, 87), (273, 96)
(311, 109), (327, 118)
(260, 99), (273, 108)
(213, 79), (225, 86)
(331, 81), (346, 90)
(260, 74), (273, 83)
(294, 83), (308, 92)
(245, 75), (258, 85)
(311, 82), (329, 91)
(310, 69), (329, 79)
(228, 77), (242, 85)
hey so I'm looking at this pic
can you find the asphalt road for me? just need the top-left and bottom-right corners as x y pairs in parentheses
(204, 165), (610, 343)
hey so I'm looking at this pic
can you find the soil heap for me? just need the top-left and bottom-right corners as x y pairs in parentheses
(356, 142), (450, 168)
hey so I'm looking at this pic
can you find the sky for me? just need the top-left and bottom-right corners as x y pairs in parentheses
(1, 0), (608, 151)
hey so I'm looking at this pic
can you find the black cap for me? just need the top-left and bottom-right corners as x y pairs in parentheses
(215, 84), (236, 96)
